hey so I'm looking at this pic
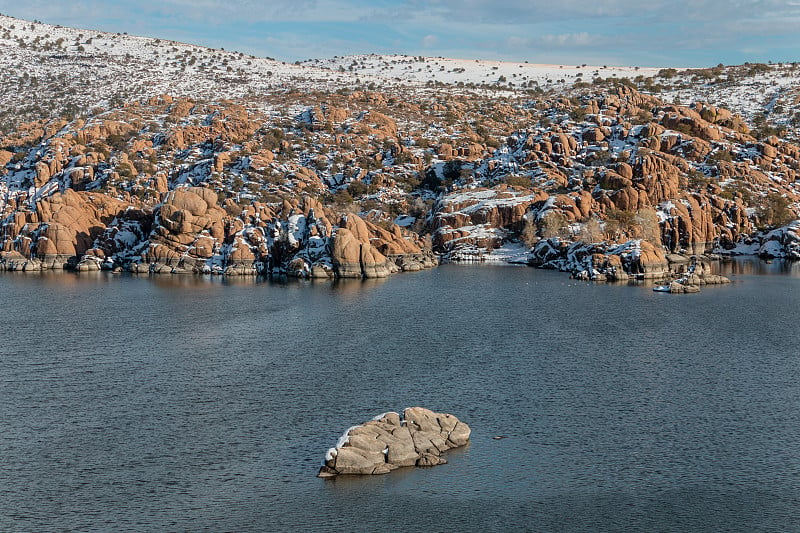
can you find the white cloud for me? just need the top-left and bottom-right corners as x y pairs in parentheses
(0, 0), (358, 24)
(1, 0), (799, 65)
(397, 0), (800, 23)
(539, 32), (599, 47)
(422, 34), (438, 47)
(504, 32), (613, 51)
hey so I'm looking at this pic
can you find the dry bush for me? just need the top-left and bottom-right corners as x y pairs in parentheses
(578, 217), (604, 243)
(605, 207), (662, 244)
(539, 211), (570, 240)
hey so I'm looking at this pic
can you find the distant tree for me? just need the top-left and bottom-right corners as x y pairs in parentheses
(578, 218), (604, 243)
(569, 107), (587, 122)
(757, 192), (794, 228)
(539, 211), (570, 239)
(505, 175), (532, 188)
(520, 216), (539, 247)
(604, 208), (661, 244)
(442, 160), (462, 183)
(634, 208), (662, 245)
(347, 180), (369, 198)
(106, 133), (129, 151)
(421, 167), (442, 191)
(604, 208), (637, 241)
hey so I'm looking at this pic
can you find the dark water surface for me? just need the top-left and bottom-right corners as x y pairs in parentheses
(1, 259), (799, 532)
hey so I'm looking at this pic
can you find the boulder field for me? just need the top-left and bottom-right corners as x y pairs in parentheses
(3, 83), (800, 277)
(529, 238), (672, 281)
(527, 237), (734, 288)
(0, 186), (437, 278)
(318, 407), (471, 478)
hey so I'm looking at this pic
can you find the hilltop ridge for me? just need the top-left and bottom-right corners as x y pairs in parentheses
(2, 13), (799, 131)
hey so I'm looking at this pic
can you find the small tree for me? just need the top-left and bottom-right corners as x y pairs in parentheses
(578, 217), (604, 243)
(442, 160), (462, 182)
(757, 192), (794, 228)
(520, 216), (538, 247)
(634, 207), (662, 245)
(539, 211), (570, 239)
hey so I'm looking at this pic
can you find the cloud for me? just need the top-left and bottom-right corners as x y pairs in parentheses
(0, 0), (361, 25)
(1, 0), (798, 66)
(505, 32), (610, 50)
(396, 0), (800, 23)
(538, 32), (602, 48)
(421, 34), (438, 47)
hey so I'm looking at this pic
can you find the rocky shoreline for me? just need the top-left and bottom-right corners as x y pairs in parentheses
(3, 84), (800, 284)
(0, 187), (438, 278)
(524, 237), (733, 288)
(0, 230), (785, 291)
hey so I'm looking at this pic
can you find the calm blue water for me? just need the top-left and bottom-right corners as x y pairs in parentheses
(1, 259), (799, 532)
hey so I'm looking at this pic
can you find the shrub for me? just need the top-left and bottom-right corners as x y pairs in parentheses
(757, 192), (794, 228)
(421, 167), (442, 191)
(347, 180), (369, 197)
(708, 150), (733, 164)
(569, 107), (587, 122)
(442, 160), (462, 182)
(539, 211), (570, 239)
(505, 175), (532, 188)
(106, 133), (130, 151)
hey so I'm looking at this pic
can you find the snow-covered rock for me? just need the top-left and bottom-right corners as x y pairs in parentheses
(529, 238), (669, 280)
(719, 220), (800, 259)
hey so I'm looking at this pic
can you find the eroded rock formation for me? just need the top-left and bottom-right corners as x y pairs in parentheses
(529, 238), (671, 281)
(318, 407), (471, 477)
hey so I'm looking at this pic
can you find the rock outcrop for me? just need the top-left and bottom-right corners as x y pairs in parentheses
(721, 220), (800, 259)
(3, 63), (799, 280)
(529, 238), (670, 280)
(318, 407), (471, 478)
(665, 259), (731, 293)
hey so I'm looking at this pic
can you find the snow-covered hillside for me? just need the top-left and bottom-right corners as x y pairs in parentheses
(0, 14), (376, 127)
(2, 13), (800, 138)
(302, 54), (660, 90)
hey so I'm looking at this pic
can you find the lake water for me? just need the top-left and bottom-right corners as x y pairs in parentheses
(1, 259), (799, 532)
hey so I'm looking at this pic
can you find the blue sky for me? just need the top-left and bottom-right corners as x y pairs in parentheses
(1, 0), (799, 67)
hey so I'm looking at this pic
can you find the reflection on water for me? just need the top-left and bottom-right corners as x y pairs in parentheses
(0, 269), (394, 291)
(719, 256), (800, 277)
(2, 255), (799, 289)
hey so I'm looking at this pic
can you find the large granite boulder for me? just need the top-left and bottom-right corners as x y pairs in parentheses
(318, 407), (471, 477)
(330, 225), (393, 279)
(629, 239), (670, 279)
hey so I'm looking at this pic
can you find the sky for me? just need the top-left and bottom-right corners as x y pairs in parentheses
(0, 0), (799, 67)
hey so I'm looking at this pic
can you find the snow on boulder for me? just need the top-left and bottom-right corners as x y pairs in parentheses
(318, 407), (471, 478)
(529, 238), (669, 280)
(718, 220), (800, 259)
(757, 221), (800, 259)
